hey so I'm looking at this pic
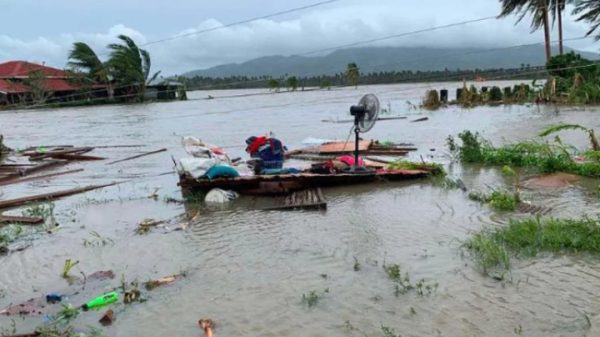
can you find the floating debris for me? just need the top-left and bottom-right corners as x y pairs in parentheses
(135, 218), (165, 235)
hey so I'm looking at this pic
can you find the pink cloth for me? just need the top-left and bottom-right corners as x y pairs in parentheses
(338, 155), (365, 167)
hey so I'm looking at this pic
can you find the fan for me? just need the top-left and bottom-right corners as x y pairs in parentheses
(347, 94), (380, 173)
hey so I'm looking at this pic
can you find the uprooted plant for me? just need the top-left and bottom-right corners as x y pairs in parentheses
(464, 217), (600, 279)
(387, 160), (446, 176)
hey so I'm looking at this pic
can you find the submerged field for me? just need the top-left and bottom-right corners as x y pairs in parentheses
(1, 81), (600, 337)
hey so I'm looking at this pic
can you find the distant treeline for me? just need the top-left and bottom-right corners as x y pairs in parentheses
(181, 66), (546, 91)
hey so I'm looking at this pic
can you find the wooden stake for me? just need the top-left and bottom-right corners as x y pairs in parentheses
(107, 148), (167, 165)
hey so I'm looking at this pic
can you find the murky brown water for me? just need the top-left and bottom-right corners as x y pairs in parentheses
(1, 81), (600, 337)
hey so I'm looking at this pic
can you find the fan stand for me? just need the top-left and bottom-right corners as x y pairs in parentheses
(348, 105), (374, 174)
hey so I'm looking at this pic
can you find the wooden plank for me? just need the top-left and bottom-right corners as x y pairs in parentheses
(0, 183), (118, 210)
(317, 140), (373, 154)
(0, 169), (84, 187)
(265, 188), (327, 211)
(49, 154), (105, 161)
(107, 148), (167, 165)
(0, 160), (67, 182)
(0, 215), (44, 225)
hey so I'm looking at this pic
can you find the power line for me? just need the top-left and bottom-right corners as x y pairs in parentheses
(141, 0), (341, 47)
(297, 16), (498, 56)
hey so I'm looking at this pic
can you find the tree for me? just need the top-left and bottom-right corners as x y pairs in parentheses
(573, 0), (600, 40)
(551, 0), (569, 55)
(286, 76), (298, 91)
(68, 42), (113, 99)
(345, 62), (360, 89)
(107, 35), (160, 101)
(26, 70), (51, 105)
(499, 0), (552, 63)
(268, 79), (280, 92)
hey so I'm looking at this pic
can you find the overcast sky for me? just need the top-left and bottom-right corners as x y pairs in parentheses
(1, 0), (598, 75)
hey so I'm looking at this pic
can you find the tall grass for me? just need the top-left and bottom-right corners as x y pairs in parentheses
(465, 217), (600, 277)
(448, 130), (600, 177)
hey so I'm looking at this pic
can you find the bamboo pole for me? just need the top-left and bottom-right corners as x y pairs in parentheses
(0, 183), (118, 210)
(107, 148), (167, 165)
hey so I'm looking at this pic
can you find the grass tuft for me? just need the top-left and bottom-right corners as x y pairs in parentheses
(465, 217), (600, 277)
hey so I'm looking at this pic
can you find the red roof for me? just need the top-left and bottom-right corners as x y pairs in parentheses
(0, 79), (29, 94)
(0, 61), (69, 79)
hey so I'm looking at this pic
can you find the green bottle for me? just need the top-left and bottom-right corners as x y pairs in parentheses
(82, 291), (118, 310)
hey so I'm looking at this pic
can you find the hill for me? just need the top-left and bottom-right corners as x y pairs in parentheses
(183, 45), (599, 78)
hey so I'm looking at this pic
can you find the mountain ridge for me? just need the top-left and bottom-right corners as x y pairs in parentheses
(183, 45), (600, 78)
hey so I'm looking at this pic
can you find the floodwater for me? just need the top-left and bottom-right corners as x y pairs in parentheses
(1, 81), (600, 337)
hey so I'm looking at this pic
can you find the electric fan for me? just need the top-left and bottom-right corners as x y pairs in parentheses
(346, 94), (380, 173)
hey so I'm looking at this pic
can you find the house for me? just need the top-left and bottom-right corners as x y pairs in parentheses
(0, 61), (107, 106)
(145, 80), (186, 101)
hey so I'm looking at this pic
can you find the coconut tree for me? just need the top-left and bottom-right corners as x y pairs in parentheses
(345, 63), (360, 89)
(573, 0), (600, 40)
(499, 0), (552, 63)
(67, 42), (113, 99)
(107, 35), (160, 101)
(551, 0), (569, 55)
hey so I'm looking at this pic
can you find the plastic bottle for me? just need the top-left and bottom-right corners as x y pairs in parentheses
(82, 291), (118, 310)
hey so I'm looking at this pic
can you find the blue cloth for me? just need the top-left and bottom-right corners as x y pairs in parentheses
(205, 165), (240, 180)
(260, 167), (302, 175)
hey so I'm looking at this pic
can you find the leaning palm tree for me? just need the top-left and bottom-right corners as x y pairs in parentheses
(573, 0), (600, 40)
(499, 0), (552, 63)
(108, 35), (160, 101)
(68, 42), (113, 99)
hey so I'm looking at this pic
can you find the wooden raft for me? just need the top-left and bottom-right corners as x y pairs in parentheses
(265, 188), (327, 211)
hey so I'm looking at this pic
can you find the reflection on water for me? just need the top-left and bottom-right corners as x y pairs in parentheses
(0, 82), (599, 336)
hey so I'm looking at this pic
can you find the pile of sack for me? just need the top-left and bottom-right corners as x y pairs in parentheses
(177, 136), (243, 179)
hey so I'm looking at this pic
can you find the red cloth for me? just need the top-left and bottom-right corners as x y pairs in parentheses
(246, 136), (268, 154)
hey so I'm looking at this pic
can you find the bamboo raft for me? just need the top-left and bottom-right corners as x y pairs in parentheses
(178, 169), (430, 196)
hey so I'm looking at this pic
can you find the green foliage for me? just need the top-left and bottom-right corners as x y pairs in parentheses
(539, 123), (600, 151)
(268, 79), (280, 92)
(465, 217), (600, 276)
(468, 190), (520, 211)
(381, 325), (402, 337)
(23, 202), (54, 219)
(62, 259), (79, 278)
(286, 76), (298, 91)
(388, 160), (446, 176)
(302, 288), (329, 308)
(448, 129), (600, 178)
(547, 52), (597, 79)
(107, 35), (159, 101)
(383, 263), (436, 297)
(488, 86), (503, 101)
(319, 79), (331, 90)
(421, 90), (441, 110)
(82, 231), (114, 247)
(345, 62), (360, 88)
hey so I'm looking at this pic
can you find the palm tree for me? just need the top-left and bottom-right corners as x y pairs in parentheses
(68, 42), (113, 99)
(499, 0), (552, 62)
(108, 35), (160, 101)
(551, 0), (568, 55)
(573, 0), (600, 40)
(345, 63), (360, 89)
